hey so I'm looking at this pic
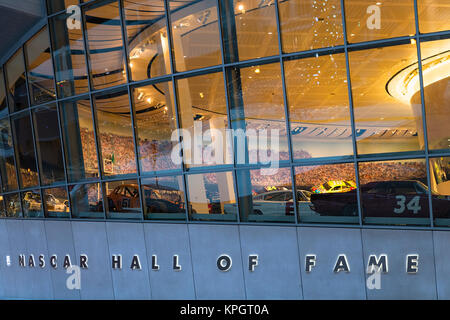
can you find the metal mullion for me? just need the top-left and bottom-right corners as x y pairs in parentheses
(164, 0), (189, 222)
(274, 0), (298, 224)
(118, 0), (144, 221)
(215, 0), (240, 222)
(413, 0), (434, 228)
(22, 45), (42, 191)
(88, 94), (106, 219)
(340, 0), (363, 226)
(79, 0), (106, 219)
(46, 14), (73, 219)
(1, 67), (10, 116)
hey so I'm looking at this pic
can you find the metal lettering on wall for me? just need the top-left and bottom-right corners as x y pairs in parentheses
(6, 252), (419, 274)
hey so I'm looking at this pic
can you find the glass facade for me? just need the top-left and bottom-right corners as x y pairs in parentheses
(0, 0), (447, 228)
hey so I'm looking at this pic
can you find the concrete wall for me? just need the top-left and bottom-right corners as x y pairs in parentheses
(0, 220), (448, 299)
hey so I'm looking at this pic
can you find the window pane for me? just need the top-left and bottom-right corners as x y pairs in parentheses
(43, 187), (70, 218)
(295, 163), (358, 224)
(69, 183), (105, 219)
(230, 0), (278, 61)
(0, 69), (8, 117)
(22, 190), (43, 218)
(85, 1), (127, 90)
(33, 105), (65, 185)
(50, 12), (89, 98)
(60, 98), (99, 182)
(419, 38), (450, 151)
(6, 49), (28, 112)
(124, 0), (170, 81)
(418, 0), (450, 34)
(0, 119), (18, 191)
(142, 175), (186, 220)
(350, 44), (425, 155)
(4, 193), (21, 218)
(237, 167), (295, 223)
(278, 0), (343, 53)
(94, 89), (137, 177)
(169, 0), (222, 71)
(133, 81), (179, 173)
(12, 112), (39, 188)
(186, 171), (238, 221)
(228, 63), (289, 165)
(358, 159), (430, 226)
(430, 157), (450, 226)
(26, 27), (56, 106)
(47, 0), (78, 14)
(49, 14), (88, 98)
(104, 180), (142, 219)
(285, 53), (353, 159)
(177, 72), (232, 168)
(0, 195), (6, 217)
(344, 0), (415, 43)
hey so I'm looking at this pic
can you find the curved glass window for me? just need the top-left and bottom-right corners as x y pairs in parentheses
(85, 1), (127, 90)
(93, 89), (137, 177)
(278, 0), (343, 53)
(25, 27), (56, 106)
(6, 49), (28, 112)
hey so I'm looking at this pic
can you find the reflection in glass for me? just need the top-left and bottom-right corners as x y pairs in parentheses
(6, 49), (28, 112)
(358, 159), (430, 226)
(33, 105), (65, 185)
(237, 167), (295, 223)
(429, 157), (450, 226)
(278, 0), (343, 53)
(12, 112), (39, 188)
(349, 44), (424, 155)
(133, 82), (179, 173)
(295, 163), (358, 224)
(4, 193), (21, 217)
(85, 1), (127, 90)
(22, 190), (43, 218)
(344, 0), (415, 43)
(418, 0), (450, 34)
(60, 99), (99, 182)
(284, 53), (352, 159)
(69, 183), (105, 219)
(43, 187), (70, 218)
(177, 72), (232, 168)
(169, 0), (222, 71)
(142, 175), (186, 220)
(187, 171), (238, 221)
(49, 12), (89, 98)
(124, 0), (170, 81)
(25, 27), (56, 105)
(104, 180), (142, 219)
(418, 38), (450, 151)
(94, 89), (137, 177)
(0, 119), (18, 191)
(0, 69), (8, 117)
(230, 0), (278, 61)
(228, 63), (289, 164)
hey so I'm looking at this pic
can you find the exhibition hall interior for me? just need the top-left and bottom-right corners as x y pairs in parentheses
(0, 0), (448, 227)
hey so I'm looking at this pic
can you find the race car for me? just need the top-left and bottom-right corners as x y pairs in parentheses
(309, 180), (450, 218)
(224, 189), (312, 216)
(107, 184), (187, 215)
(311, 180), (357, 194)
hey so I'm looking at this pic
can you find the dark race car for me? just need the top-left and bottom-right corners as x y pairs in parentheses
(310, 180), (450, 218)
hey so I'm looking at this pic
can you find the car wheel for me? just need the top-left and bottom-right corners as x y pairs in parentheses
(253, 209), (263, 215)
(342, 204), (357, 216)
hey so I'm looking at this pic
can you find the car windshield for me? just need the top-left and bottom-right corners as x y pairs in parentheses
(322, 182), (332, 190)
